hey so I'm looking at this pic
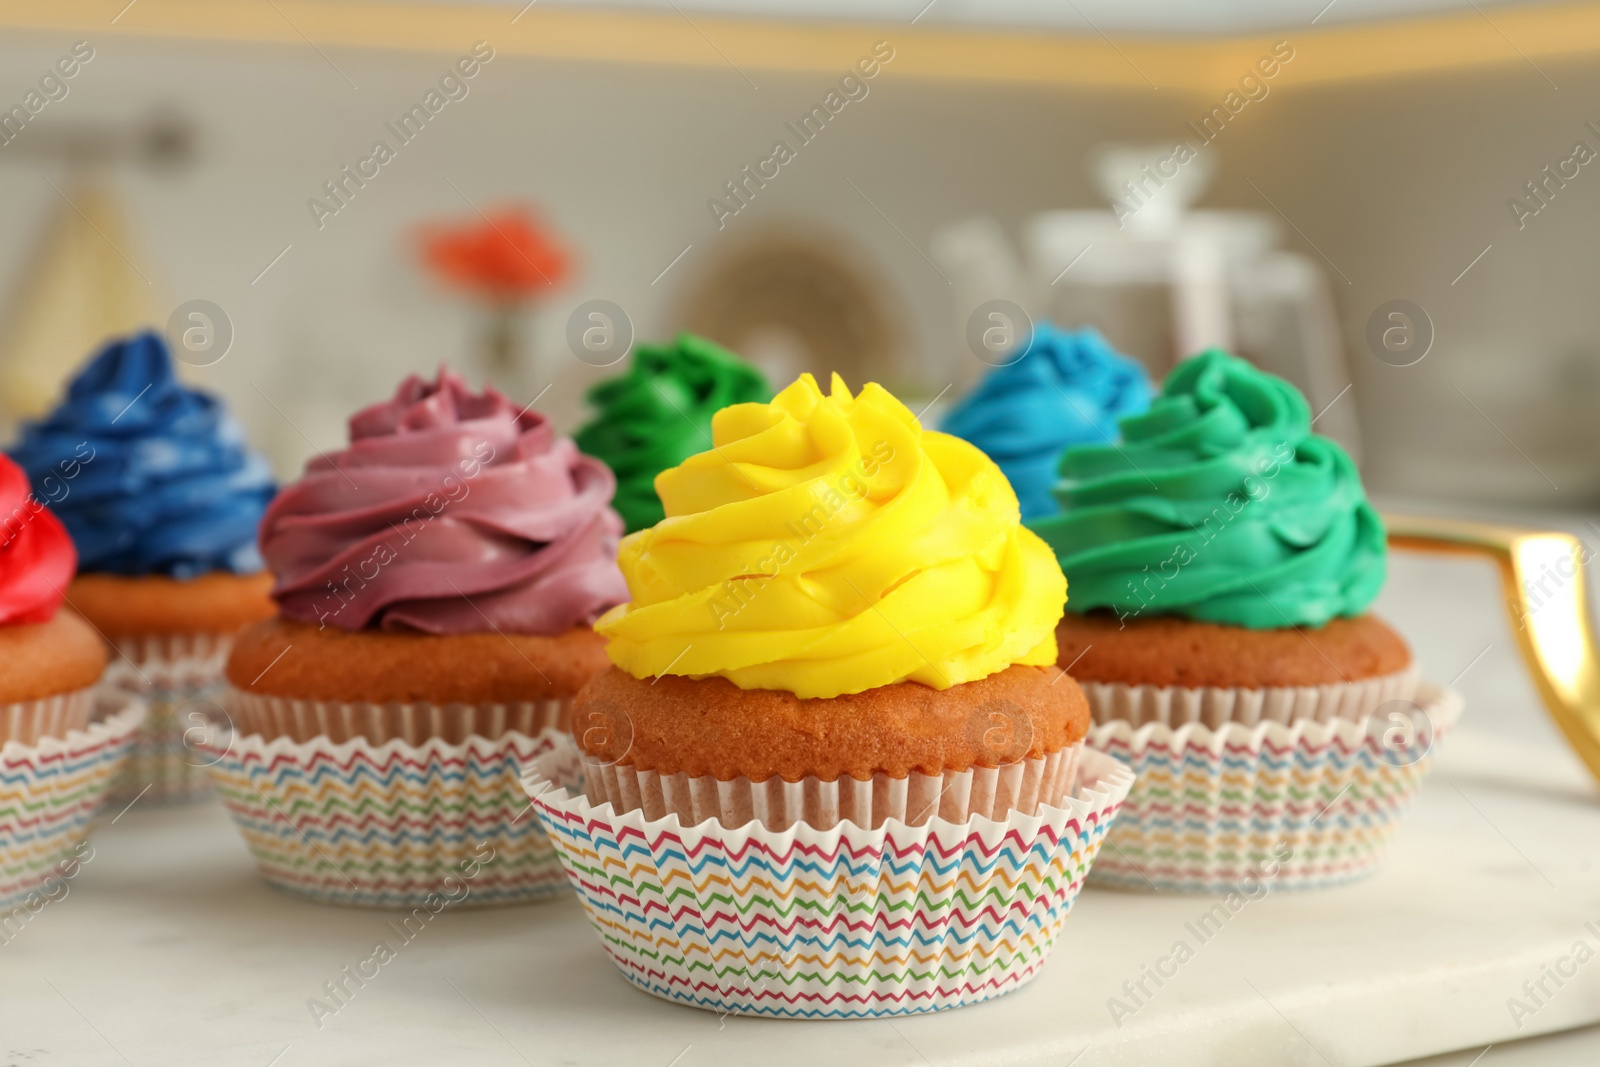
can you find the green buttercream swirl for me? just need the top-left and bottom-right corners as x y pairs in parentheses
(575, 333), (771, 533)
(1027, 349), (1386, 629)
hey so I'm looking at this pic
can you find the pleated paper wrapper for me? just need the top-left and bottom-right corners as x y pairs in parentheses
(101, 632), (236, 805)
(583, 743), (1084, 829)
(0, 688), (95, 746)
(203, 687), (571, 908)
(1, 691), (145, 908)
(1086, 678), (1462, 892)
(225, 689), (568, 745)
(1080, 664), (1419, 729)
(523, 738), (1135, 1018)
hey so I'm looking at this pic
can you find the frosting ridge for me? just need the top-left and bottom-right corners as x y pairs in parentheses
(10, 331), (275, 578)
(575, 333), (770, 533)
(261, 368), (628, 634)
(941, 324), (1152, 519)
(1027, 349), (1385, 629)
(596, 372), (1065, 698)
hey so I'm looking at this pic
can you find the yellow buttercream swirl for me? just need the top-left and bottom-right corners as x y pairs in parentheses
(594, 373), (1065, 698)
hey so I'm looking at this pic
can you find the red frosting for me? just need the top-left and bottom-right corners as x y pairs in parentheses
(261, 369), (628, 635)
(0, 455), (75, 625)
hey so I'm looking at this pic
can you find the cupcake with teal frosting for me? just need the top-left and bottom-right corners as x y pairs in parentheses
(574, 333), (769, 532)
(1028, 349), (1460, 891)
(1029, 347), (1404, 695)
(9, 330), (277, 803)
(942, 324), (1151, 519)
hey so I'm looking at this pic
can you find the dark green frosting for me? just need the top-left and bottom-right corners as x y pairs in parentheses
(1026, 349), (1386, 629)
(575, 334), (770, 533)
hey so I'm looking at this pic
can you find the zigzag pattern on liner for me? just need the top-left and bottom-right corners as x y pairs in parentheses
(205, 729), (566, 907)
(525, 745), (1135, 1018)
(1, 702), (143, 906)
(544, 826), (1103, 928)
(1086, 690), (1460, 890)
(541, 805), (1113, 1018)
(609, 956), (1056, 1018)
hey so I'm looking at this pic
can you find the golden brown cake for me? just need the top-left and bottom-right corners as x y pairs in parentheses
(227, 617), (610, 706)
(68, 572), (276, 638)
(0, 612), (108, 704)
(1055, 611), (1412, 690)
(575, 664), (1089, 782)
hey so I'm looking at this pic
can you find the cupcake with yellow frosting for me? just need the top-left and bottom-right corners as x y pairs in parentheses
(524, 373), (1135, 1018)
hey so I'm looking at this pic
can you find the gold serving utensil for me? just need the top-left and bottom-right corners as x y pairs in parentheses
(1388, 514), (1600, 786)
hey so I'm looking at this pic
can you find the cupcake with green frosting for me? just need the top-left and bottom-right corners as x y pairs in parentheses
(1030, 347), (1410, 706)
(574, 334), (769, 532)
(1029, 349), (1461, 892)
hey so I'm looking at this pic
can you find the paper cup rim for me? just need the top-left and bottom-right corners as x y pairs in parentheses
(524, 744), (1136, 839)
(0, 690), (147, 759)
(1088, 678), (1462, 753)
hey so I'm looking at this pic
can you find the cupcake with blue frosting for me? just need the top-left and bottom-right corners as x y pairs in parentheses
(10, 330), (277, 802)
(941, 324), (1152, 519)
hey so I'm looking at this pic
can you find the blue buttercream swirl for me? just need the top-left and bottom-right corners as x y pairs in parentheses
(941, 324), (1152, 519)
(9, 330), (275, 578)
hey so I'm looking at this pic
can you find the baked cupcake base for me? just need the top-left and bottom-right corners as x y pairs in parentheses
(573, 665), (1090, 830)
(1, 690), (145, 908)
(204, 686), (569, 908)
(524, 734), (1135, 1018)
(226, 618), (609, 707)
(1086, 679), (1463, 892)
(0, 612), (107, 724)
(1054, 612), (1413, 692)
(575, 664), (1088, 783)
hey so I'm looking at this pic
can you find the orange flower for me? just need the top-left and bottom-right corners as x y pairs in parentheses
(419, 207), (572, 301)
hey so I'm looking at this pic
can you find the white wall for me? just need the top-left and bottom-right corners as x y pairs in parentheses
(0, 26), (1597, 507)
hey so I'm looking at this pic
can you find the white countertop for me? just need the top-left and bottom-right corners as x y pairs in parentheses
(3, 531), (1599, 1067)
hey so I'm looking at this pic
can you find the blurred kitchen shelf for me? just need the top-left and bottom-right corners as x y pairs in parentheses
(2, 0), (1599, 93)
(1, 724), (1597, 1066)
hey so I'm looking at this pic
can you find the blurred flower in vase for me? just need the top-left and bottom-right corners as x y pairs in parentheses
(419, 206), (572, 390)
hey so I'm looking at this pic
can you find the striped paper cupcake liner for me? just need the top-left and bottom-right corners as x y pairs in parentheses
(102, 633), (237, 805)
(1086, 680), (1463, 892)
(1, 692), (146, 908)
(523, 740), (1135, 1018)
(99, 691), (224, 805)
(202, 716), (569, 909)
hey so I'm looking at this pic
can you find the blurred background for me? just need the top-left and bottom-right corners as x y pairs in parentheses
(7, 6), (1600, 1065)
(0, 0), (1594, 507)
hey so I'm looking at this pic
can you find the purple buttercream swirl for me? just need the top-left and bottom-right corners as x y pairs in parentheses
(261, 368), (628, 635)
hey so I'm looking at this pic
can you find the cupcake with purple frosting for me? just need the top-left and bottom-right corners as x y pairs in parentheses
(942, 324), (1152, 519)
(208, 368), (629, 906)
